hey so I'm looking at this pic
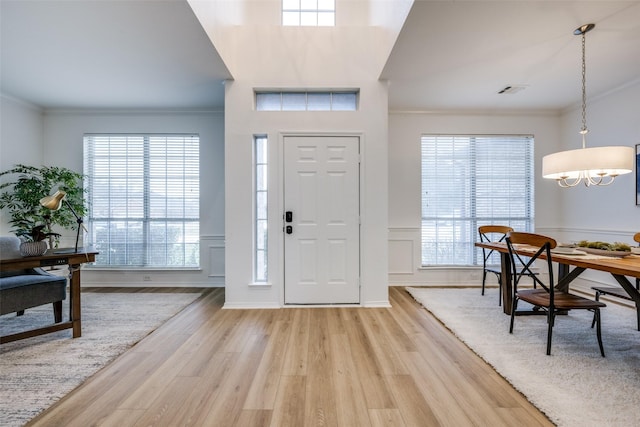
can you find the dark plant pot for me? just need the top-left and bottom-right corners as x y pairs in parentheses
(20, 241), (48, 257)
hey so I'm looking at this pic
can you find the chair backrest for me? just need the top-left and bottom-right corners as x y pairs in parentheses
(478, 225), (514, 267)
(505, 232), (557, 295)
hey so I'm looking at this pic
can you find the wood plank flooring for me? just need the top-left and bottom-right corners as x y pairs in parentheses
(27, 287), (553, 427)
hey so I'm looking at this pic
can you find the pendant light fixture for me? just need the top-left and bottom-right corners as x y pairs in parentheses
(542, 23), (634, 187)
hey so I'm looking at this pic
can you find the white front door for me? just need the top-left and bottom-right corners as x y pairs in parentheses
(283, 135), (360, 304)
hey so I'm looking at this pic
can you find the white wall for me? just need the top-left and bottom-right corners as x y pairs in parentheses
(224, 80), (389, 308)
(554, 81), (640, 233)
(215, 3), (392, 307)
(38, 110), (225, 287)
(388, 110), (562, 285)
(0, 96), (44, 233)
(547, 81), (640, 291)
(387, 81), (640, 290)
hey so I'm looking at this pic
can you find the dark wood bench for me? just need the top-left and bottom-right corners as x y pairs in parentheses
(0, 236), (67, 328)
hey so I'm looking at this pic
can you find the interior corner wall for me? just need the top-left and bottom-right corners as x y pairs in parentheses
(554, 81), (640, 236)
(33, 110), (225, 287)
(223, 80), (389, 308)
(547, 81), (640, 293)
(0, 95), (44, 234)
(387, 110), (562, 286)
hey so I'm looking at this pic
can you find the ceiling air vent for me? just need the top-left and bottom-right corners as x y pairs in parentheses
(498, 85), (527, 94)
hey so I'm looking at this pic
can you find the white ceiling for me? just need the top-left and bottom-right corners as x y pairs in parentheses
(382, 0), (640, 112)
(2, 0), (640, 112)
(0, 0), (231, 110)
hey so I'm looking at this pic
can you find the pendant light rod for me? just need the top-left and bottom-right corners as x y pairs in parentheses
(577, 23), (594, 149)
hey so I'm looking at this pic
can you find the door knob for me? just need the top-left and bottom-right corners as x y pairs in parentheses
(286, 225), (293, 234)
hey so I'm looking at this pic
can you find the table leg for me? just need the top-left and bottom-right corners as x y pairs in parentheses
(556, 264), (586, 293)
(501, 251), (512, 315)
(69, 264), (82, 338)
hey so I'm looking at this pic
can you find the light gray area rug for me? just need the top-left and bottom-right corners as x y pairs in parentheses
(406, 287), (640, 427)
(0, 291), (201, 427)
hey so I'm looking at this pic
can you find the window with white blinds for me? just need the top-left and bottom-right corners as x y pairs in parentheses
(421, 135), (534, 266)
(84, 134), (200, 267)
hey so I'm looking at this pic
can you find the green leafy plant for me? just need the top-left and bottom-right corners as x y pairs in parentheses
(15, 223), (61, 242)
(577, 240), (631, 251)
(0, 164), (86, 248)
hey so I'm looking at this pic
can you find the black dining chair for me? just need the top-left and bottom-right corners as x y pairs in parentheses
(591, 232), (640, 331)
(479, 225), (537, 306)
(506, 231), (606, 356)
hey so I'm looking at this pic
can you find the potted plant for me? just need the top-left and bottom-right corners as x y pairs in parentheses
(15, 223), (61, 256)
(0, 164), (86, 249)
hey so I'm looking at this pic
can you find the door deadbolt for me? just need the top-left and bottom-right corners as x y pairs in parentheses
(285, 211), (293, 223)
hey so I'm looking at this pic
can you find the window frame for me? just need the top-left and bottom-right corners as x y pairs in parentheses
(282, 0), (335, 26)
(254, 135), (269, 283)
(255, 90), (358, 111)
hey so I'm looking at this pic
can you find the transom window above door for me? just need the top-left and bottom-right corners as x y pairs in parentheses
(282, 0), (335, 26)
(255, 91), (357, 111)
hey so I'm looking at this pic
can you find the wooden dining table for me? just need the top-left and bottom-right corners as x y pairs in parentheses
(474, 241), (640, 316)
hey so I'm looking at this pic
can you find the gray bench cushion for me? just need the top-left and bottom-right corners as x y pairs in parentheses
(1, 235), (67, 316)
(0, 273), (67, 290)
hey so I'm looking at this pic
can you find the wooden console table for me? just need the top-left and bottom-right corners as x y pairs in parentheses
(1, 248), (98, 344)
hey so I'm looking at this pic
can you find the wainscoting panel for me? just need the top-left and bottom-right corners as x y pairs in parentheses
(389, 226), (638, 291)
(81, 235), (225, 287)
(389, 237), (414, 274)
(388, 227), (482, 285)
(204, 235), (225, 285)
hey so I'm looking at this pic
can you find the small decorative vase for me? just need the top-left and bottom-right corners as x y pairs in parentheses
(19, 241), (48, 257)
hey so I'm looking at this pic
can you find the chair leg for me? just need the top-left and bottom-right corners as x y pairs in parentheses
(636, 278), (640, 331)
(497, 274), (502, 306)
(481, 271), (487, 295)
(591, 291), (601, 329)
(509, 298), (518, 333)
(53, 301), (63, 323)
(546, 310), (554, 355)
(594, 308), (605, 357)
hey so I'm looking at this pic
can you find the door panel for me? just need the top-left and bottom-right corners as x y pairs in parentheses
(284, 136), (360, 304)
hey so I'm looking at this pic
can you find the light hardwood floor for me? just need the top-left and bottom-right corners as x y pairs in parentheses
(27, 287), (553, 427)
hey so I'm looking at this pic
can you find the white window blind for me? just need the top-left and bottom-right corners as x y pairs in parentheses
(84, 134), (200, 267)
(421, 135), (534, 266)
